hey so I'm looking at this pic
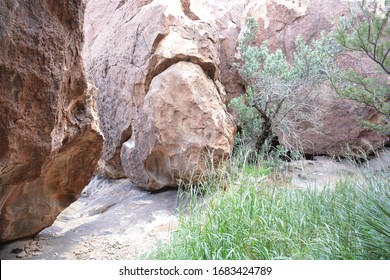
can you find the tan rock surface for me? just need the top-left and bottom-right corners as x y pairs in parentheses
(0, 0), (103, 242)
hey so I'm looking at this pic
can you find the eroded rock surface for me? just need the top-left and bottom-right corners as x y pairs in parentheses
(85, 0), (387, 173)
(84, 0), (235, 189)
(0, 0), (103, 242)
(185, 0), (247, 101)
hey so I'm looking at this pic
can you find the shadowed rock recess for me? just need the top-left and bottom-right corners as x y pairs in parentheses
(0, 0), (103, 242)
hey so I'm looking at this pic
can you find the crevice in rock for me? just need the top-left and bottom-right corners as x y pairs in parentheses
(145, 55), (216, 93)
(120, 124), (133, 146)
(292, 13), (308, 24)
(116, 0), (127, 11)
(275, 22), (287, 32)
(100, 123), (132, 180)
(150, 33), (167, 54)
(180, 0), (200, 21)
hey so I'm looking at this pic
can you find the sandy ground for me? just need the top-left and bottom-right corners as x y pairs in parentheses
(283, 149), (390, 190)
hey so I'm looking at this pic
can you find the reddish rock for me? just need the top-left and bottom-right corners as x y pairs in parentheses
(83, 0), (154, 178)
(84, 0), (170, 178)
(0, 0), (103, 242)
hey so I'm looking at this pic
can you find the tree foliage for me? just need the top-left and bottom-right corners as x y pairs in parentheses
(230, 18), (338, 151)
(331, 0), (390, 134)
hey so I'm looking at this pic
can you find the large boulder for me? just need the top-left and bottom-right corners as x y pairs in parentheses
(240, 0), (388, 155)
(84, 0), (236, 190)
(121, 61), (235, 190)
(0, 0), (103, 242)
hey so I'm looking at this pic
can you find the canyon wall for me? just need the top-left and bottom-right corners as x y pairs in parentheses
(0, 0), (103, 242)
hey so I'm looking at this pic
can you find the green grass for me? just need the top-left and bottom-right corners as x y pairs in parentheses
(243, 165), (271, 178)
(148, 156), (390, 260)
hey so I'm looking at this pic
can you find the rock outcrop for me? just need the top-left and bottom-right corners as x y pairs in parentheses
(83, 0), (387, 191)
(240, 0), (388, 155)
(84, 0), (235, 190)
(0, 0), (103, 242)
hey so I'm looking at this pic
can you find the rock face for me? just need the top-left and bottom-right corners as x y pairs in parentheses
(0, 0), (103, 242)
(84, 0), (236, 190)
(185, 0), (247, 101)
(240, 0), (388, 155)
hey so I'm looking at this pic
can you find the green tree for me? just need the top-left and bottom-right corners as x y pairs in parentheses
(331, 0), (390, 134)
(230, 18), (338, 152)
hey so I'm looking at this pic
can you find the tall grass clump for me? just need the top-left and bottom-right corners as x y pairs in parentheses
(352, 170), (390, 259)
(149, 149), (389, 260)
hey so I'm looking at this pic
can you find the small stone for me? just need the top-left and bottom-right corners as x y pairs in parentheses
(16, 251), (28, 259)
(11, 248), (23, 254)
